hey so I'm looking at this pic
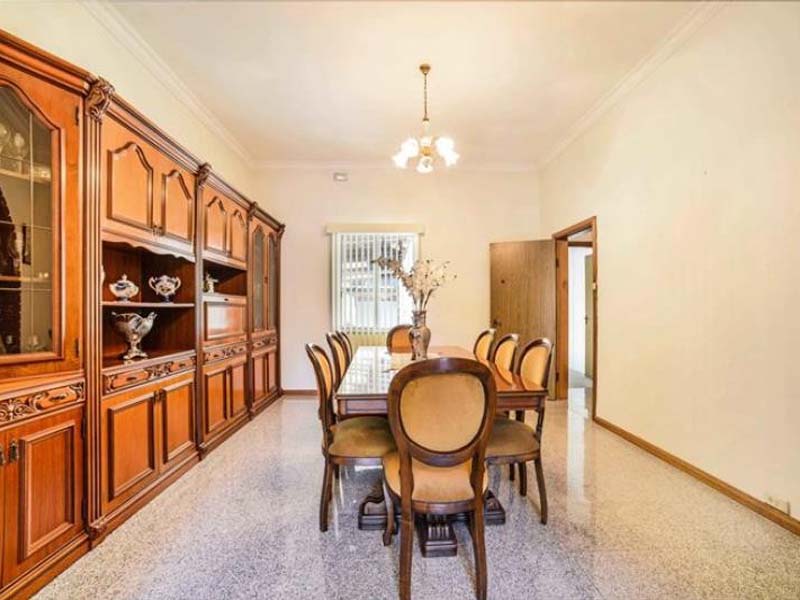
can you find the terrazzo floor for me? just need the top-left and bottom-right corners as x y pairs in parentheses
(35, 389), (800, 600)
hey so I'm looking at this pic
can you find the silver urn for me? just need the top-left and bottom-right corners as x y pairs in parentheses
(148, 275), (181, 302)
(111, 311), (157, 361)
(109, 274), (139, 302)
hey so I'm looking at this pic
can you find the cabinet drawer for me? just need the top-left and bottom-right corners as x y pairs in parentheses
(204, 295), (247, 342)
(0, 378), (85, 425)
(204, 342), (248, 364)
(103, 354), (196, 395)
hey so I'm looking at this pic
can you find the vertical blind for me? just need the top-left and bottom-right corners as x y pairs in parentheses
(331, 232), (419, 335)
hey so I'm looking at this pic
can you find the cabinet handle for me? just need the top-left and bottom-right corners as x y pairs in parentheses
(0, 444), (5, 466)
(8, 440), (18, 463)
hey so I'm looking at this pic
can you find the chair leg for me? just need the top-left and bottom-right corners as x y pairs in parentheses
(319, 459), (334, 532)
(470, 507), (488, 600)
(382, 480), (395, 546)
(519, 461), (528, 496)
(534, 457), (548, 524)
(509, 463), (515, 481)
(399, 512), (414, 600)
(333, 464), (340, 479)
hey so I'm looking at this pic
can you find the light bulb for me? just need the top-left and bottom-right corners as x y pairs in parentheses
(442, 150), (459, 167)
(400, 138), (419, 157)
(416, 156), (433, 174)
(392, 151), (409, 169)
(435, 137), (455, 154)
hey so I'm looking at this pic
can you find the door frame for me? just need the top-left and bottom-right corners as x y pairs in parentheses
(552, 216), (598, 416)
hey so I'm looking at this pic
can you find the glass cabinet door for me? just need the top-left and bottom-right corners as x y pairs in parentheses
(252, 228), (264, 331)
(0, 85), (57, 357)
(267, 235), (277, 331)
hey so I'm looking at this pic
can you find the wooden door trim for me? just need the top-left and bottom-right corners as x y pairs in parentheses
(107, 391), (157, 500)
(106, 140), (154, 233)
(552, 216), (598, 415)
(159, 169), (194, 246)
(159, 375), (195, 466)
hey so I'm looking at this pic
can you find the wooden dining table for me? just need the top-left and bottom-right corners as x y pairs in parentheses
(336, 345), (547, 557)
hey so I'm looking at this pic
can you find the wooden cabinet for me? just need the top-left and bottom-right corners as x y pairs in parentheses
(201, 184), (248, 269)
(200, 354), (248, 448)
(1, 405), (85, 588)
(100, 371), (196, 515)
(101, 118), (196, 258)
(203, 293), (247, 344)
(250, 341), (278, 414)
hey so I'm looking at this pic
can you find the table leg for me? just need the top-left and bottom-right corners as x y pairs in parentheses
(358, 481), (388, 531)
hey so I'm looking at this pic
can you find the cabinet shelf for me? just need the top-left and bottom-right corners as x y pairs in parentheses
(102, 348), (195, 372)
(0, 164), (52, 184)
(102, 301), (195, 308)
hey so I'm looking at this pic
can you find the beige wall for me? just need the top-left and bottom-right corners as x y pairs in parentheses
(254, 168), (539, 389)
(0, 2), (253, 194)
(539, 3), (800, 516)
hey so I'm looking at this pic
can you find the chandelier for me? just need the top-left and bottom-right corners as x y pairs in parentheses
(392, 64), (459, 173)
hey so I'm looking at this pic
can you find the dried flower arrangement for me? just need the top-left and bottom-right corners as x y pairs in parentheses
(373, 256), (456, 311)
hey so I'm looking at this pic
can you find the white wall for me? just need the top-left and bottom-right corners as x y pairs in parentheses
(254, 168), (539, 389)
(539, 3), (800, 516)
(568, 246), (592, 374)
(0, 2), (253, 194)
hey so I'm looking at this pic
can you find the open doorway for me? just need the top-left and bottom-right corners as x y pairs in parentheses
(553, 217), (597, 417)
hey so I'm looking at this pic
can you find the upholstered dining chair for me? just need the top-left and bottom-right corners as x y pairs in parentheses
(490, 333), (519, 371)
(386, 324), (413, 352)
(472, 328), (496, 361)
(486, 338), (553, 522)
(381, 358), (497, 600)
(326, 332), (349, 390)
(336, 330), (354, 365)
(305, 344), (396, 532)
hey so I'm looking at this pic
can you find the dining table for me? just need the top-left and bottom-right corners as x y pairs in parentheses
(336, 345), (547, 558)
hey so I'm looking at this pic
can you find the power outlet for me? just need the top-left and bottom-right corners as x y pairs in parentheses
(765, 495), (791, 515)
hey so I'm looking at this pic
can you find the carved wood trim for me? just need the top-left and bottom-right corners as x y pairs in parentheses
(196, 162), (212, 187)
(86, 77), (114, 122)
(102, 356), (196, 395)
(0, 383), (85, 423)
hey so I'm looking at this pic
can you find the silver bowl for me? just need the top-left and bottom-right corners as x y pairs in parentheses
(111, 311), (156, 361)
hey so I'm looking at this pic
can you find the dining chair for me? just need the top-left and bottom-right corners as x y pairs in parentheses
(306, 344), (396, 532)
(381, 357), (497, 600)
(386, 324), (413, 352)
(486, 338), (553, 522)
(326, 332), (348, 389)
(472, 328), (496, 361)
(490, 333), (518, 371)
(336, 330), (354, 365)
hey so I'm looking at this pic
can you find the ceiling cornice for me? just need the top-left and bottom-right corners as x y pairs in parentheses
(80, 0), (254, 166)
(253, 160), (536, 173)
(538, 1), (725, 170)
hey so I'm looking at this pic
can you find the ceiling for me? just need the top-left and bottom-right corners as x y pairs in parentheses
(112, 1), (698, 169)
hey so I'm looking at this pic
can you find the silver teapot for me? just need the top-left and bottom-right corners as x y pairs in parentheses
(148, 275), (181, 302)
(111, 312), (157, 361)
(109, 274), (139, 302)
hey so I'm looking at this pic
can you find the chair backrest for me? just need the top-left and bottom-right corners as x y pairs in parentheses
(336, 330), (353, 365)
(386, 324), (413, 352)
(326, 332), (348, 388)
(387, 358), (497, 472)
(490, 333), (519, 371)
(472, 328), (496, 361)
(516, 337), (553, 388)
(305, 343), (335, 447)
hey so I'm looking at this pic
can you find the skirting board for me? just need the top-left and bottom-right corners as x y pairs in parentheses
(594, 416), (799, 536)
(281, 389), (316, 397)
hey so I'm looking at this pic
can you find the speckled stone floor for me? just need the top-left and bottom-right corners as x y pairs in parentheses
(35, 389), (800, 600)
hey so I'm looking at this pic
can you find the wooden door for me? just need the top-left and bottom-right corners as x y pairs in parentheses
(101, 388), (158, 513)
(585, 254), (594, 379)
(250, 225), (267, 336)
(159, 372), (195, 471)
(203, 195), (227, 257)
(229, 359), (247, 419)
(251, 350), (267, 404)
(266, 348), (278, 394)
(202, 363), (228, 438)
(2, 407), (84, 585)
(490, 240), (556, 347)
(158, 167), (194, 255)
(103, 120), (155, 239)
(229, 207), (248, 264)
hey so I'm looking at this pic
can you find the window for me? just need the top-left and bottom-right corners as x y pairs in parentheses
(331, 230), (420, 335)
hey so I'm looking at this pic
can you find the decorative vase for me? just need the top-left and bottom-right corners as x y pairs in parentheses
(109, 274), (139, 302)
(148, 275), (181, 302)
(409, 310), (431, 360)
(111, 311), (156, 361)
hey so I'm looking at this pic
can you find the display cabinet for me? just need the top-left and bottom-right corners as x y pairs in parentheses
(0, 29), (284, 599)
